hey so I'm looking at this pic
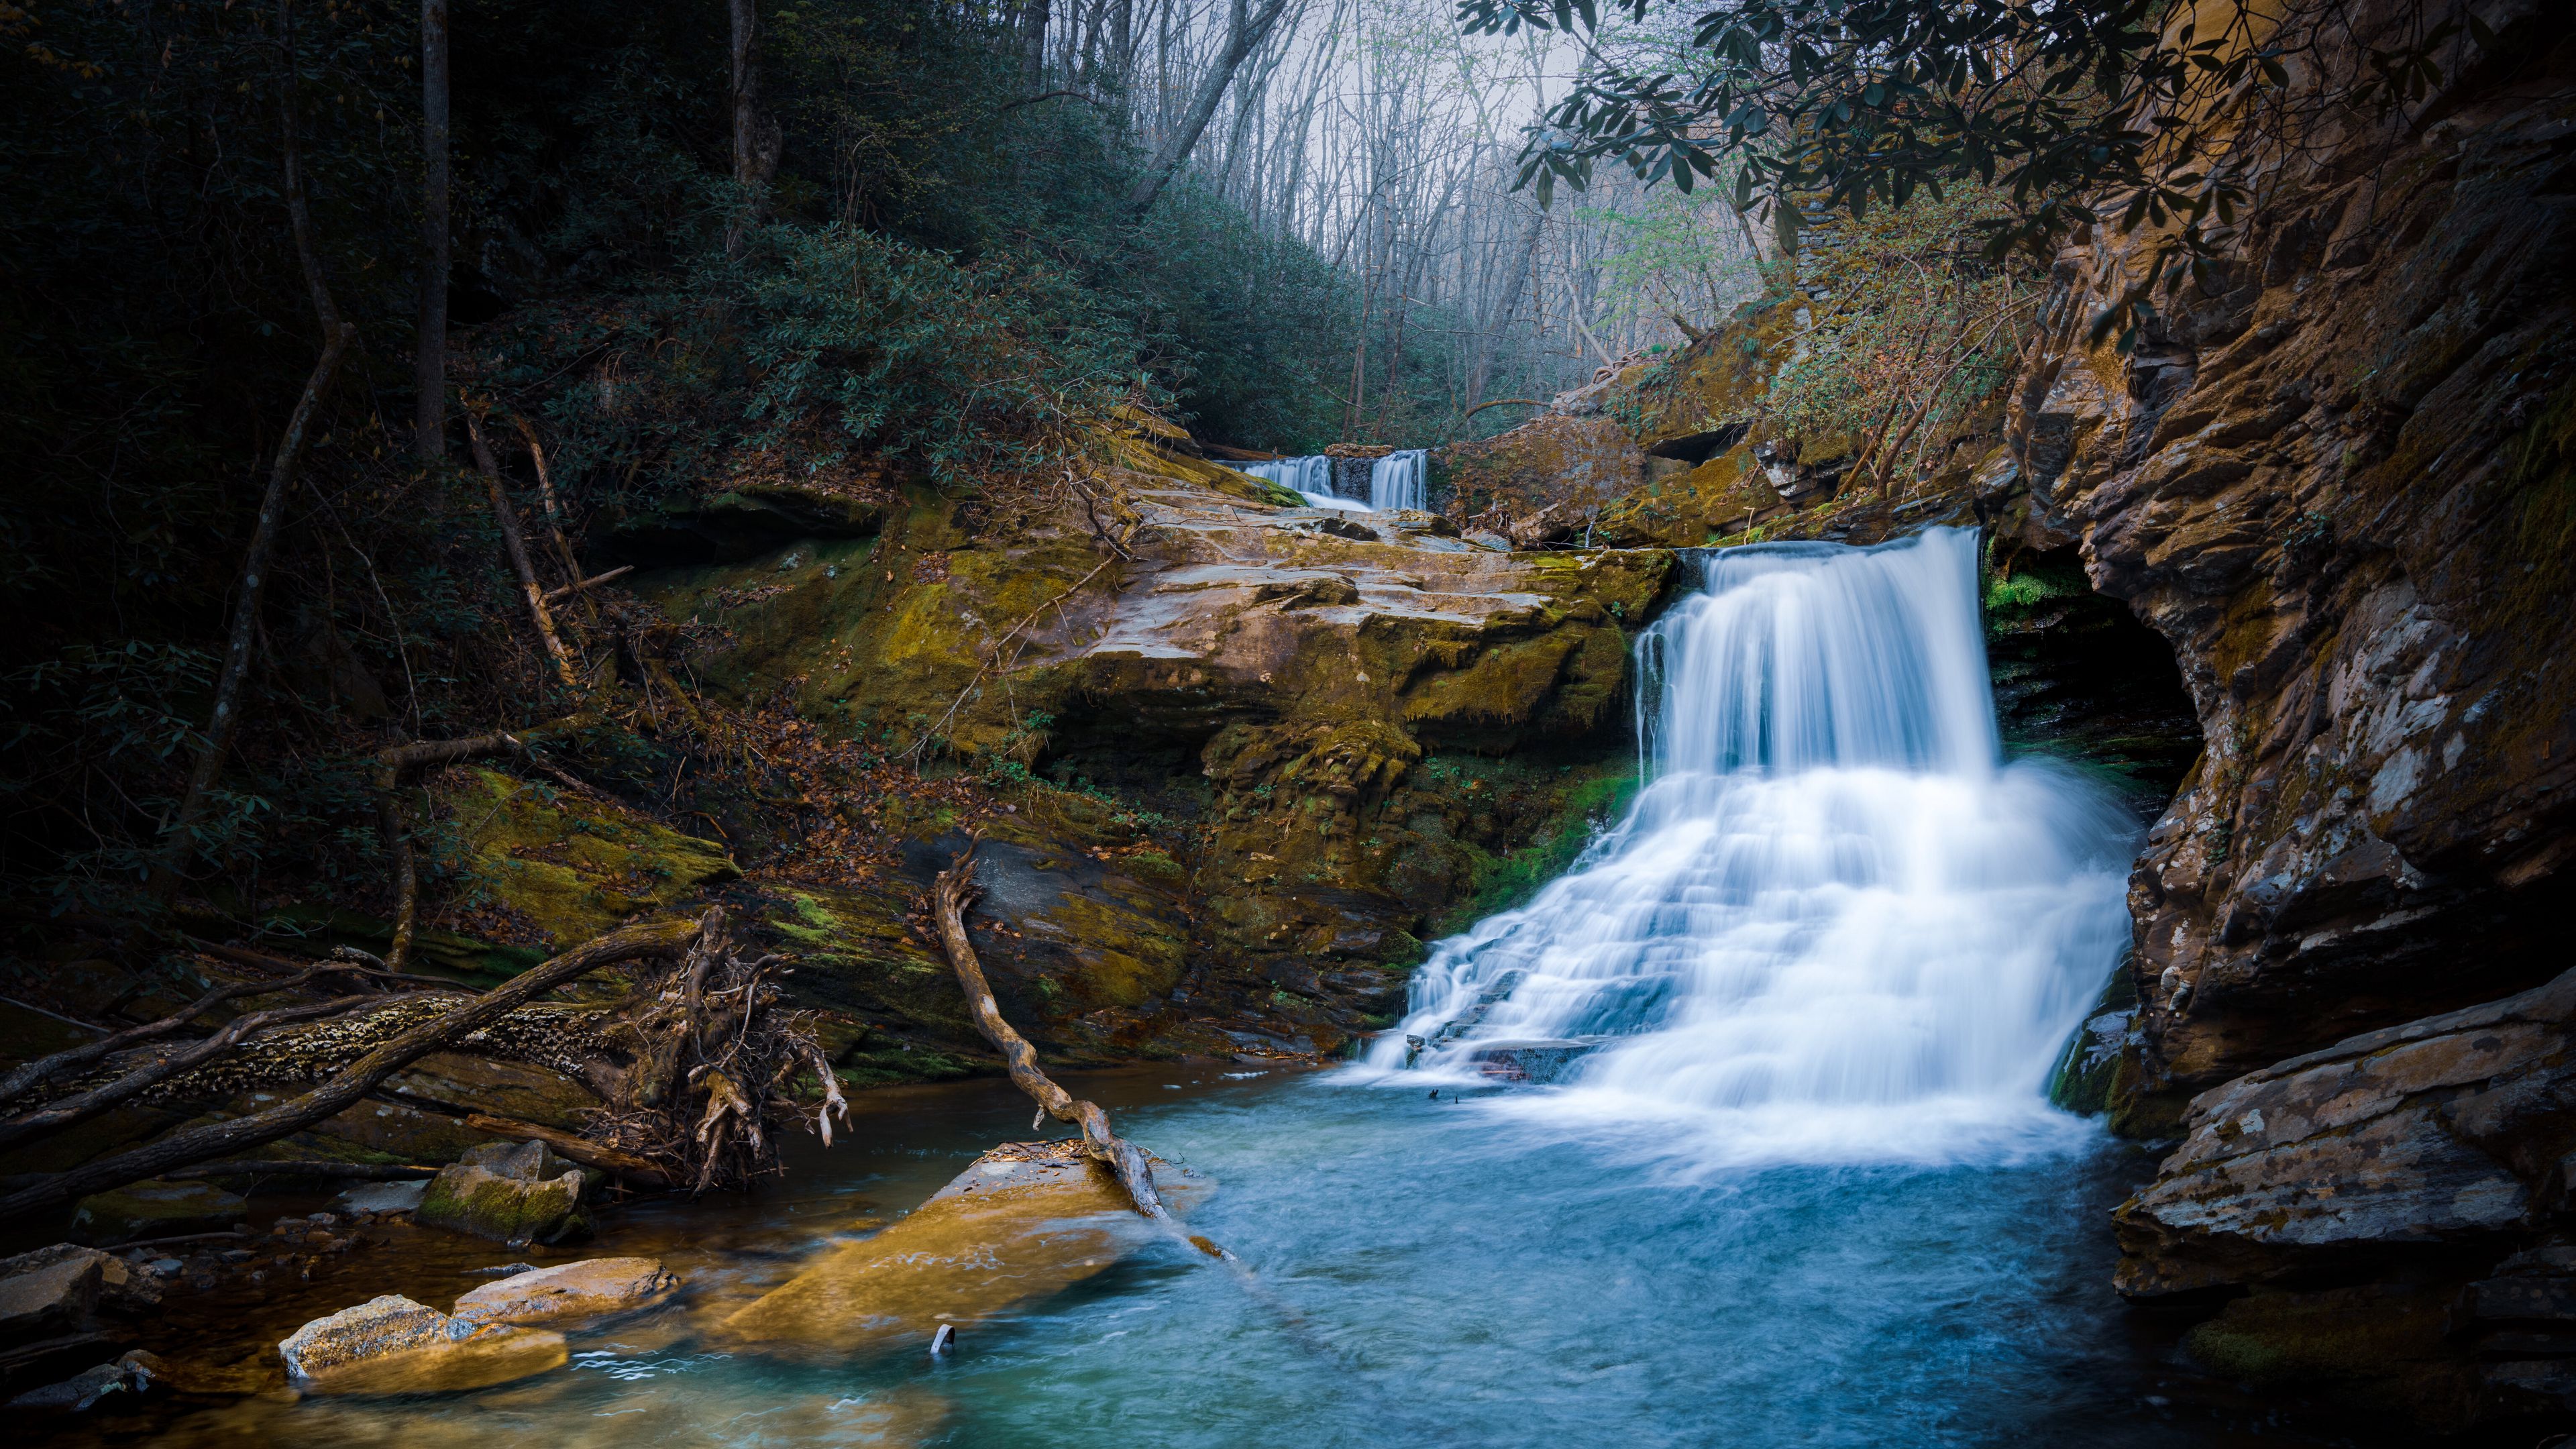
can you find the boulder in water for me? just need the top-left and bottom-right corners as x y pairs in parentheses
(417, 1140), (589, 1246)
(277, 1295), (452, 1381)
(278, 1292), (569, 1394)
(1463, 1039), (1595, 1085)
(719, 1138), (1208, 1358)
(449, 1256), (678, 1336)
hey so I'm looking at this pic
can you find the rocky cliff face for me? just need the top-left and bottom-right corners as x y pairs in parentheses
(1996, 5), (2576, 1429)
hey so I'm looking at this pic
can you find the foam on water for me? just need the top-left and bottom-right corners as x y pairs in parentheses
(1364, 527), (2137, 1168)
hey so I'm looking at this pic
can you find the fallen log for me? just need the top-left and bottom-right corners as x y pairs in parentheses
(0, 967), (338, 1108)
(930, 842), (1177, 1230)
(162, 1161), (437, 1183)
(463, 1112), (675, 1188)
(540, 566), (632, 604)
(0, 914), (708, 1224)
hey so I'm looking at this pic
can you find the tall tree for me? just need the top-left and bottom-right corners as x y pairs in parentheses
(415, 0), (449, 464)
(1124, 0), (1292, 216)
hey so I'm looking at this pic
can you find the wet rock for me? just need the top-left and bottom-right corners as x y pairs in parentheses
(2114, 965), (2576, 1299)
(416, 1140), (589, 1246)
(331, 1179), (428, 1216)
(449, 1257), (678, 1336)
(277, 1294), (453, 1381)
(296, 1326), (569, 1397)
(68, 1179), (248, 1246)
(0, 1244), (114, 1342)
(719, 1139), (1209, 1358)
(6, 1354), (150, 1411)
(1462, 1038), (1595, 1085)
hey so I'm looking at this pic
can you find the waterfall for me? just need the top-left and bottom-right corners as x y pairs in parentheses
(1368, 449), (1428, 512)
(1368, 527), (2137, 1167)
(1233, 451), (1428, 513)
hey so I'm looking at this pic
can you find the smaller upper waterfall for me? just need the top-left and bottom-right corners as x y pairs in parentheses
(1368, 449), (1428, 512)
(1233, 450), (1428, 513)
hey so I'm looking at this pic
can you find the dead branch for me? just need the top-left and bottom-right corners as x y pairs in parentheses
(541, 566), (633, 604)
(0, 993), (384, 1155)
(154, 183), (358, 894)
(163, 1161), (436, 1183)
(374, 713), (598, 971)
(466, 410), (583, 692)
(0, 969), (340, 1108)
(0, 913), (708, 1223)
(930, 841), (1169, 1223)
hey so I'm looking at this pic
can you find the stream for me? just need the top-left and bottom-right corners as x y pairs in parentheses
(85, 531), (2371, 1446)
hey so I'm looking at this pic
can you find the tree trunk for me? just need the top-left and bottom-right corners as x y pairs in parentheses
(1123, 0), (1291, 217)
(155, 10), (359, 896)
(1466, 205), (1544, 413)
(415, 0), (449, 463)
(728, 0), (777, 252)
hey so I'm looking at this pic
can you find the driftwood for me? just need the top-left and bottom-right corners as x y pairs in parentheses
(162, 1161), (437, 1183)
(0, 968), (343, 1108)
(930, 842), (1173, 1226)
(0, 914), (708, 1223)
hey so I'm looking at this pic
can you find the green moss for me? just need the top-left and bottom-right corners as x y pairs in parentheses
(439, 767), (737, 947)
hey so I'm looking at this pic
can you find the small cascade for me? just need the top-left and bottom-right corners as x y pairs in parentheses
(1368, 449), (1428, 512)
(1233, 451), (1428, 513)
(1368, 527), (2138, 1167)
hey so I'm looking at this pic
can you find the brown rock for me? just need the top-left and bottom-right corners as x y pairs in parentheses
(449, 1257), (678, 1336)
(276, 1294), (452, 1382)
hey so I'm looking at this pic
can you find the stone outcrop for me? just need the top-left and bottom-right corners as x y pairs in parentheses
(1998, 3), (2576, 1112)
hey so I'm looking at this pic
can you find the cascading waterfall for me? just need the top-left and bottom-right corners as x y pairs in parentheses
(1232, 451), (1428, 513)
(1368, 527), (2138, 1167)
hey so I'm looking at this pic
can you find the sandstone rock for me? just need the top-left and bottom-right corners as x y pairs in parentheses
(448, 1256), (678, 1336)
(416, 1140), (589, 1246)
(2113, 965), (2576, 1299)
(295, 1325), (568, 1397)
(66, 1179), (247, 1247)
(719, 1138), (1208, 1358)
(277, 1295), (452, 1381)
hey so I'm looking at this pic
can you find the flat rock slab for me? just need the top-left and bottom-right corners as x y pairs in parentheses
(331, 1179), (428, 1216)
(294, 1326), (567, 1397)
(719, 1139), (1209, 1358)
(450, 1256), (678, 1334)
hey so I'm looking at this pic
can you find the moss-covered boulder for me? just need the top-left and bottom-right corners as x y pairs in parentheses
(67, 1180), (246, 1247)
(416, 1140), (589, 1246)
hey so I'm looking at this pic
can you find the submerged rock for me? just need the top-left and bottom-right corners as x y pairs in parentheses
(448, 1256), (678, 1336)
(719, 1138), (1207, 1357)
(416, 1140), (589, 1246)
(330, 1179), (429, 1216)
(5, 1353), (152, 1411)
(67, 1179), (247, 1246)
(1461, 1039), (1595, 1085)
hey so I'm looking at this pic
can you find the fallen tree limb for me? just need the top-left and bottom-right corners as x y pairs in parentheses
(541, 566), (632, 604)
(930, 841), (1169, 1224)
(0, 990), (380, 1155)
(163, 1161), (436, 1183)
(374, 712), (599, 971)
(466, 410), (582, 692)
(464, 1112), (675, 1187)
(0, 969), (337, 1108)
(0, 914), (706, 1224)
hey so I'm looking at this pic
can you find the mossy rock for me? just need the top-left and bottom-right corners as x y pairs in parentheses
(417, 1142), (590, 1246)
(439, 767), (738, 947)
